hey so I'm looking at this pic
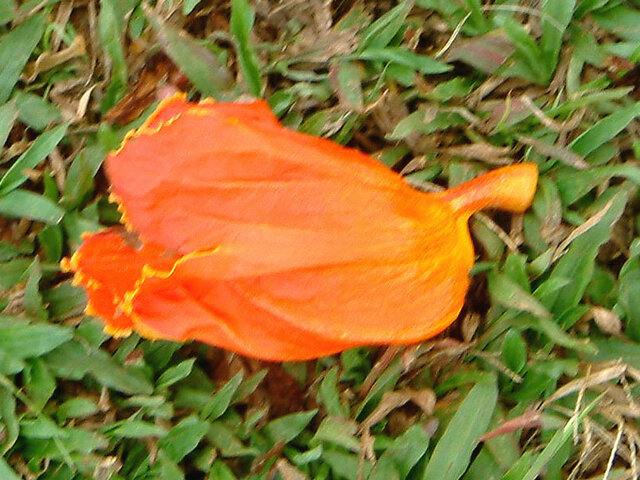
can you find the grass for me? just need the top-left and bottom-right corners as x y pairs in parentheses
(1, 0), (640, 479)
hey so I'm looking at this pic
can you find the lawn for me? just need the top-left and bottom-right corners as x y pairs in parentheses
(1, 0), (640, 479)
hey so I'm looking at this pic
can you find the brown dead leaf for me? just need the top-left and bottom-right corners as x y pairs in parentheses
(590, 307), (622, 336)
(481, 96), (531, 131)
(478, 410), (541, 441)
(275, 459), (309, 480)
(517, 134), (588, 170)
(446, 30), (514, 74)
(544, 364), (628, 406)
(104, 53), (174, 126)
(361, 388), (436, 430)
(441, 143), (512, 166)
(25, 35), (86, 82)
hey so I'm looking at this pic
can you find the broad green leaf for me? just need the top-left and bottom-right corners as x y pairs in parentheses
(587, 338), (640, 369)
(86, 349), (154, 395)
(25, 357), (56, 410)
(61, 144), (106, 209)
(0, 258), (30, 289)
(370, 424), (430, 479)
(0, 189), (65, 224)
(98, 0), (127, 108)
(0, 123), (67, 195)
(156, 358), (195, 390)
(23, 259), (47, 320)
(207, 421), (259, 457)
(262, 410), (317, 445)
(502, 16), (546, 84)
(488, 272), (551, 319)
(202, 372), (243, 420)
(183, 0), (202, 15)
(208, 461), (238, 480)
(319, 366), (349, 418)
(323, 450), (372, 480)
(231, 369), (267, 404)
(158, 416), (209, 462)
(501, 330), (527, 373)
(0, 458), (20, 480)
(423, 377), (498, 480)
(540, 0), (576, 76)
(618, 264), (640, 342)
(41, 281), (86, 320)
(359, 0), (412, 50)
(230, 0), (262, 97)
(357, 48), (453, 74)
(0, 388), (19, 454)
(107, 419), (167, 438)
(147, 10), (232, 99)
(14, 91), (62, 131)
(0, 323), (72, 358)
(57, 398), (99, 420)
(0, 101), (18, 147)
(593, 5), (640, 41)
(539, 189), (629, 314)
(0, 0), (16, 25)
(461, 0), (490, 34)
(311, 417), (360, 452)
(570, 102), (640, 157)
(0, 14), (45, 104)
(555, 164), (640, 205)
(37, 224), (63, 262)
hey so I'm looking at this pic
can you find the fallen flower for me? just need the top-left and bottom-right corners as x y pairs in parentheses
(62, 94), (537, 361)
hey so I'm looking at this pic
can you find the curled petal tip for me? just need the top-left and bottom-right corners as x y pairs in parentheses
(439, 163), (538, 217)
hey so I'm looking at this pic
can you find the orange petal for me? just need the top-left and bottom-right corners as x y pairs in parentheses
(437, 163), (538, 218)
(121, 220), (472, 360)
(105, 99), (412, 254)
(63, 230), (177, 336)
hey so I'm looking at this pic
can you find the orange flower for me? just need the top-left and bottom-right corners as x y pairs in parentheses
(62, 94), (537, 361)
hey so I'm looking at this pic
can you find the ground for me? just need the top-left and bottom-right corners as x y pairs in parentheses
(0, 0), (639, 479)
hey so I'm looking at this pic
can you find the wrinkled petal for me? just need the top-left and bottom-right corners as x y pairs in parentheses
(106, 95), (416, 255)
(123, 227), (471, 360)
(62, 230), (176, 336)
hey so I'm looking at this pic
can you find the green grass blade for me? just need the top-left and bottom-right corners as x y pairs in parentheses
(540, 0), (576, 77)
(423, 377), (498, 480)
(359, 0), (412, 50)
(0, 101), (18, 147)
(230, 0), (263, 97)
(0, 190), (65, 224)
(0, 13), (45, 104)
(146, 8), (232, 99)
(0, 123), (67, 195)
(569, 102), (640, 157)
(98, 0), (128, 108)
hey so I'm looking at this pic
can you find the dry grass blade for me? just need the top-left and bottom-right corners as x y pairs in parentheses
(552, 196), (618, 262)
(475, 212), (521, 251)
(518, 134), (589, 170)
(25, 35), (86, 82)
(275, 459), (309, 480)
(361, 389), (435, 431)
(590, 307), (622, 336)
(441, 143), (512, 165)
(479, 410), (541, 441)
(543, 364), (627, 406)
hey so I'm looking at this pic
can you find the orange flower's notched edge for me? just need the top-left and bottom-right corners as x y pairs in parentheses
(108, 189), (134, 232)
(61, 249), (132, 336)
(120, 246), (221, 317)
(110, 92), (190, 157)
